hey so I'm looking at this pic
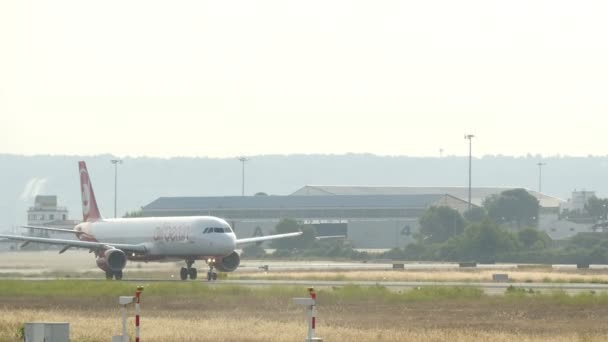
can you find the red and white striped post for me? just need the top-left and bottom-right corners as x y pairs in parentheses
(293, 287), (322, 342)
(308, 287), (316, 339)
(135, 286), (144, 342)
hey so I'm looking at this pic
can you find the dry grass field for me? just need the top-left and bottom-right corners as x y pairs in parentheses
(2, 281), (608, 341)
(2, 309), (608, 342)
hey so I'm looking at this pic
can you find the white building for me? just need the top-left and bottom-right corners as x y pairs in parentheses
(559, 190), (596, 213)
(25, 196), (78, 248)
(27, 196), (69, 225)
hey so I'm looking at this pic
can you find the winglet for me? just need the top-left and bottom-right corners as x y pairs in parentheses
(79, 161), (102, 222)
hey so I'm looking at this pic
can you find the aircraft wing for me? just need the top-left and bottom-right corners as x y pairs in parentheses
(236, 232), (302, 245)
(0, 234), (147, 253)
(22, 225), (82, 235)
(315, 235), (346, 240)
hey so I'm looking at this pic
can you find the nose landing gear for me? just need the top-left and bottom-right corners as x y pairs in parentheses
(206, 258), (218, 281)
(180, 260), (197, 280)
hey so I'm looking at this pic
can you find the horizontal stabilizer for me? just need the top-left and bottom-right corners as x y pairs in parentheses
(0, 234), (147, 253)
(22, 225), (82, 235)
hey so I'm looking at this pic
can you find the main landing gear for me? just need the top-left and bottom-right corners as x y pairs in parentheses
(180, 260), (198, 280)
(106, 270), (123, 280)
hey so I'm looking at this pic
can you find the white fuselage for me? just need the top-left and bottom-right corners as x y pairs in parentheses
(75, 216), (236, 258)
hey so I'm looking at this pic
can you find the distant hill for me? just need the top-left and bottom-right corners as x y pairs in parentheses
(1, 153), (607, 230)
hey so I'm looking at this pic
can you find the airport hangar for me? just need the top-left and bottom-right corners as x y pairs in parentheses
(141, 186), (563, 249)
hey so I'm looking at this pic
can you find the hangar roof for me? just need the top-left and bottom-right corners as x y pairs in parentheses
(143, 194), (465, 211)
(290, 185), (564, 208)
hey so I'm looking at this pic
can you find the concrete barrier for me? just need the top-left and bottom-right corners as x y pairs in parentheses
(492, 273), (509, 282)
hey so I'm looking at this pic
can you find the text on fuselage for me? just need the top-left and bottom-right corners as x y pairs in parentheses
(153, 224), (192, 242)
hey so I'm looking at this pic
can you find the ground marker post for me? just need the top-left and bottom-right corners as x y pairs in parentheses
(293, 287), (323, 342)
(112, 287), (143, 342)
(117, 296), (134, 342)
(135, 286), (144, 342)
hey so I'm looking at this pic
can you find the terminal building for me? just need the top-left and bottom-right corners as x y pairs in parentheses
(141, 186), (566, 248)
(142, 193), (469, 248)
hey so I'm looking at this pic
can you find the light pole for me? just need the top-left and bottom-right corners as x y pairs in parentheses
(537, 162), (546, 193)
(237, 157), (250, 196)
(464, 134), (475, 211)
(110, 159), (123, 218)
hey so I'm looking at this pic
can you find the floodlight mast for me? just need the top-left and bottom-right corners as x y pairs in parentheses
(237, 157), (250, 196)
(537, 162), (546, 193)
(464, 134), (475, 211)
(110, 159), (123, 218)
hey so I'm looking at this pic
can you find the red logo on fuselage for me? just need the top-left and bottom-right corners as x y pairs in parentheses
(153, 224), (191, 242)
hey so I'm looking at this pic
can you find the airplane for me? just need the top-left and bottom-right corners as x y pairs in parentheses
(0, 161), (302, 280)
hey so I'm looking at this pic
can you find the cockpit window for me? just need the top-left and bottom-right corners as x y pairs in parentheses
(204, 227), (232, 233)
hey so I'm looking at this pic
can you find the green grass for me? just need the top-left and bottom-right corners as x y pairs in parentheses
(0, 280), (308, 299)
(503, 285), (608, 305)
(1, 280), (607, 306)
(0, 280), (485, 302)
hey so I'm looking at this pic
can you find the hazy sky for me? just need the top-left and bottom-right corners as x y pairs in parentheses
(1, 1), (607, 158)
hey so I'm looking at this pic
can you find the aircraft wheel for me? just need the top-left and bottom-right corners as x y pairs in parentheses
(105, 271), (113, 280)
(180, 267), (188, 280)
(114, 271), (123, 280)
(189, 268), (197, 280)
(212, 272), (218, 281)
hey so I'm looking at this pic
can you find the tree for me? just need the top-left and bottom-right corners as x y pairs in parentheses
(517, 227), (551, 249)
(241, 244), (267, 259)
(441, 220), (519, 262)
(464, 207), (487, 223)
(585, 196), (608, 220)
(270, 219), (317, 250)
(419, 206), (466, 244)
(123, 210), (143, 218)
(483, 189), (539, 228)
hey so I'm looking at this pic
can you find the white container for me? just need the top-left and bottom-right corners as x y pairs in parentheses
(24, 322), (70, 342)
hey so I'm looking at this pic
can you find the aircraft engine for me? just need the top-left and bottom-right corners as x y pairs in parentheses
(96, 249), (127, 272)
(214, 251), (240, 272)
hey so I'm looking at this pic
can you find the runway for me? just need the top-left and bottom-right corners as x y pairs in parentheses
(139, 279), (608, 295)
(3, 251), (608, 295)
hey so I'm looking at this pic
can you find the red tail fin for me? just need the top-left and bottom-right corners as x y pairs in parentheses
(79, 161), (102, 222)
